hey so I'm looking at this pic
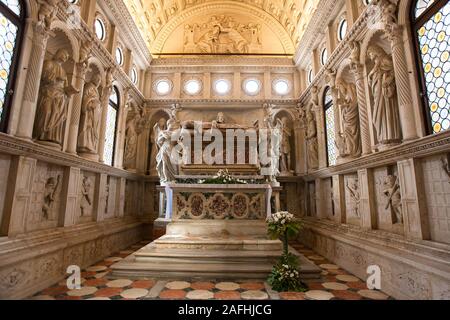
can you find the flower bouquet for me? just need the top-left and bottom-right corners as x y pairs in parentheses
(199, 169), (247, 185)
(267, 211), (306, 292)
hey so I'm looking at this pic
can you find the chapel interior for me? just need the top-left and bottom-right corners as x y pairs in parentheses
(0, 0), (449, 301)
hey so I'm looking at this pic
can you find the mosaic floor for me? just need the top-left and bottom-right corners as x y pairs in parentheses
(30, 241), (393, 300)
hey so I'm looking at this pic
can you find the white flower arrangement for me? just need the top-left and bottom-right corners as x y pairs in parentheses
(267, 211), (295, 226)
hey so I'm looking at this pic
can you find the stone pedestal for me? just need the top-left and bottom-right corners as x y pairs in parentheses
(111, 183), (321, 279)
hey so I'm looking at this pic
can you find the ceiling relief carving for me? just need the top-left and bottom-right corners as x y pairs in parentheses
(183, 16), (262, 54)
(124, 0), (319, 55)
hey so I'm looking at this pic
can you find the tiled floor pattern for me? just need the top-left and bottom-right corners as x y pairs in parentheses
(30, 241), (392, 300)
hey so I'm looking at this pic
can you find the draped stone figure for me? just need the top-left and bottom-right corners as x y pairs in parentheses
(123, 112), (140, 170)
(34, 49), (74, 147)
(367, 44), (401, 145)
(279, 117), (292, 174)
(150, 118), (167, 173)
(306, 109), (318, 169)
(78, 74), (102, 154)
(156, 121), (180, 183)
(336, 78), (361, 157)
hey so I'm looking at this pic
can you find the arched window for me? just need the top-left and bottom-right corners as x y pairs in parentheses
(103, 86), (119, 166)
(413, 0), (450, 134)
(324, 87), (337, 166)
(0, 0), (24, 132)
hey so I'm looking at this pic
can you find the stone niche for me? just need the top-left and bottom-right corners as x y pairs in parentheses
(421, 154), (450, 244)
(27, 161), (64, 232)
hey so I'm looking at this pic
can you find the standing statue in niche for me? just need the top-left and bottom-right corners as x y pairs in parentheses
(78, 73), (102, 154)
(335, 78), (361, 157)
(306, 109), (319, 170)
(150, 118), (167, 173)
(367, 44), (401, 145)
(34, 49), (76, 147)
(42, 175), (60, 220)
(123, 109), (140, 169)
(80, 176), (92, 217)
(156, 120), (181, 183)
(279, 117), (292, 174)
(383, 175), (403, 224)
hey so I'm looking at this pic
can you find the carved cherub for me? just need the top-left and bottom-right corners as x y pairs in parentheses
(383, 175), (403, 224)
(37, 0), (60, 29)
(79, 41), (92, 66)
(346, 178), (360, 217)
(349, 41), (361, 69)
(80, 176), (92, 217)
(42, 175), (60, 220)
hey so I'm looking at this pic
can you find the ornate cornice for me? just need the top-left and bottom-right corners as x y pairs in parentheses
(0, 133), (140, 180)
(304, 130), (450, 180)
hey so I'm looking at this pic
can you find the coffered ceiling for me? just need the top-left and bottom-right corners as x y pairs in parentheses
(124, 0), (319, 56)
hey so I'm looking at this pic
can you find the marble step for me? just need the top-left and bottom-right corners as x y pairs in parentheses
(153, 236), (283, 251)
(110, 245), (322, 280)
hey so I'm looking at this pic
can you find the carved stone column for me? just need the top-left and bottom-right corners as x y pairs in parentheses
(294, 124), (307, 175)
(358, 168), (377, 229)
(315, 178), (326, 220)
(94, 173), (108, 222)
(97, 86), (112, 163)
(59, 167), (81, 227)
(351, 64), (372, 155)
(332, 175), (346, 224)
(65, 63), (89, 154)
(15, 23), (51, 140)
(397, 158), (430, 240)
(387, 25), (418, 141)
(1, 156), (37, 236)
(116, 177), (126, 218)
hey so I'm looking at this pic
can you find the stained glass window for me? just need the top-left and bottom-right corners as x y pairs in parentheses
(415, 0), (438, 18)
(0, 0), (22, 132)
(103, 87), (119, 166)
(414, 0), (450, 134)
(324, 87), (337, 166)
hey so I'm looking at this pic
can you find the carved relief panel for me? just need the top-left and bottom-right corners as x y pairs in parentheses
(76, 171), (96, 224)
(27, 162), (64, 232)
(183, 15), (262, 54)
(373, 165), (403, 234)
(345, 174), (361, 226)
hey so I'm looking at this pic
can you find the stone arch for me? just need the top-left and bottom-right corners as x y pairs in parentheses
(152, 1), (295, 54)
(49, 20), (80, 63)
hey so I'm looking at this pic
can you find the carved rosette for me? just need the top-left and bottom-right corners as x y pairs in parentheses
(188, 193), (207, 219)
(208, 193), (230, 219)
(231, 193), (250, 219)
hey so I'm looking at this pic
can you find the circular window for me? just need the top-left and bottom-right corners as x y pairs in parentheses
(214, 79), (231, 95)
(94, 18), (106, 41)
(155, 79), (172, 96)
(184, 79), (202, 95)
(273, 79), (290, 96)
(337, 19), (348, 41)
(131, 67), (138, 85)
(320, 48), (328, 66)
(115, 47), (124, 66)
(243, 78), (261, 96)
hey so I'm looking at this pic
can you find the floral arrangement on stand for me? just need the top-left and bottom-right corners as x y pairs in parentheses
(267, 211), (307, 292)
(199, 169), (247, 185)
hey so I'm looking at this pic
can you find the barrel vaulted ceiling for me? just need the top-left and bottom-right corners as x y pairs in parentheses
(124, 0), (319, 56)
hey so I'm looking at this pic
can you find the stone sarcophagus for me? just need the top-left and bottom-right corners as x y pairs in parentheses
(169, 183), (271, 220)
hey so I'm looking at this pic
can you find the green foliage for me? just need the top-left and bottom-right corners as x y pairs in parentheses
(267, 253), (307, 292)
